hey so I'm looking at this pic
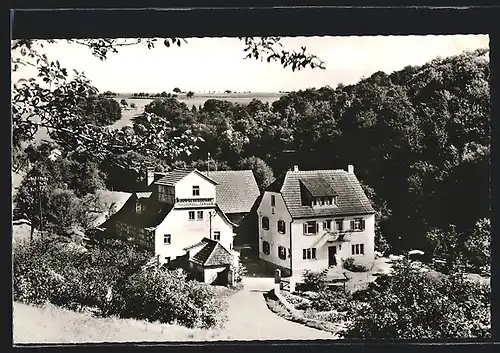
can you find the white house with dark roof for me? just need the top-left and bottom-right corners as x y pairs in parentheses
(256, 165), (376, 277)
(101, 168), (238, 271)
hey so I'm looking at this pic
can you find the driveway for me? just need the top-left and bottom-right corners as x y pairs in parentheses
(213, 262), (336, 341)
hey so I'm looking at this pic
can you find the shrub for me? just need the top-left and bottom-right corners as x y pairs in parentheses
(310, 288), (352, 312)
(109, 269), (228, 329)
(300, 269), (328, 292)
(343, 257), (373, 272)
(230, 258), (247, 285)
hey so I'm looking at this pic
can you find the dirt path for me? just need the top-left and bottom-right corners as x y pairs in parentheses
(213, 275), (337, 341)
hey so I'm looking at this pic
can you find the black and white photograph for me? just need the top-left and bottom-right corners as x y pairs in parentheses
(11, 9), (491, 344)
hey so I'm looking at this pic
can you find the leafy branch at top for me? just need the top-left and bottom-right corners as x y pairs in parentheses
(240, 37), (326, 71)
(11, 37), (326, 162)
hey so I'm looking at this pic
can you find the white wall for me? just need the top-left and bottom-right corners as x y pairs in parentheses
(154, 207), (234, 263)
(257, 191), (293, 270)
(291, 213), (375, 275)
(204, 267), (227, 284)
(175, 172), (216, 202)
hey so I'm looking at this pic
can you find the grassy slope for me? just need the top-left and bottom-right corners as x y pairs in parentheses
(13, 302), (219, 344)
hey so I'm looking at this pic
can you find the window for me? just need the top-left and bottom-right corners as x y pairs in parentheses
(262, 241), (270, 255)
(213, 231), (221, 241)
(277, 220), (286, 234)
(335, 219), (344, 231)
(323, 219), (332, 230)
(188, 211), (195, 220)
(302, 248), (317, 260)
(278, 246), (287, 260)
(192, 185), (200, 196)
(271, 195), (276, 207)
(197, 210), (203, 220)
(158, 185), (167, 202)
(163, 234), (171, 245)
(352, 244), (365, 255)
(136, 201), (142, 214)
(324, 197), (332, 206)
(262, 216), (270, 230)
(164, 257), (171, 264)
(351, 218), (365, 231)
(303, 221), (318, 235)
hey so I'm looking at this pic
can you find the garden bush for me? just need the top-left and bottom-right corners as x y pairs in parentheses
(310, 288), (352, 312)
(343, 257), (373, 272)
(299, 269), (328, 292)
(109, 268), (228, 329)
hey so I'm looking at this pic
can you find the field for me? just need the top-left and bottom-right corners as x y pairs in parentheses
(111, 93), (283, 130)
(22, 93), (283, 145)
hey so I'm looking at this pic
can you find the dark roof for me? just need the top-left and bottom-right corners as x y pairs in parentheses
(267, 169), (375, 218)
(300, 177), (338, 197)
(201, 170), (260, 214)
(155, 168), (218, 186)
(111, 193), (174, 228)
(190, 238), (234, 267)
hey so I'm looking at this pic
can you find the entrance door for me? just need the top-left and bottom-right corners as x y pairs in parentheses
(328, 246), (337, 267)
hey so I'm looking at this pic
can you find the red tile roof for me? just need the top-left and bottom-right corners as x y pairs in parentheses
(266, 169), (375, 218)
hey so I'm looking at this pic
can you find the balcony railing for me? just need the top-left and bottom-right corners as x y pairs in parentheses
(325, 230), (353, 243)
(175, 197), (215, 207)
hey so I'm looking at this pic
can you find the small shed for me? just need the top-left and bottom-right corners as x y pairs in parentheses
(184, 237), (236, 285)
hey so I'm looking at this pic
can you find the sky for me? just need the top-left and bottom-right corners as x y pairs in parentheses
(12, 35), (489, 93)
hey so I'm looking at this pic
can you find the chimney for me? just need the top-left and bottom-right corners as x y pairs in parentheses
(293, 165), (299, 172)
(347, 164), (354, 174)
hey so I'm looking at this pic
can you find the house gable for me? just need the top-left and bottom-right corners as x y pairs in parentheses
(266, 168), (375, 219)
(155, 168), (218, 187)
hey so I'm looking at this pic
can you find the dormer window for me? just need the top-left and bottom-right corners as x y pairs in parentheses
(192, 185), (200, 196)
(311, 196), (336, 207)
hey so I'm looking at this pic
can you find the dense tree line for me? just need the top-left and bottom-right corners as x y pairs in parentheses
(14, 48), (489, 272)
(107, 49), (488, 262)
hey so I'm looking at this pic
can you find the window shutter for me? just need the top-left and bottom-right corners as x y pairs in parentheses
(361, 219), (366, 230)
(315, 222), (319, 233)
(288, 248), (291, 258)
(350, 220), (355, 230)
(312, 248), (316, 259)
(323, 221), (327, 229)
(283, 222), (286, 234)
(303, 223), (307, 234)
(302, 249), (307, 259)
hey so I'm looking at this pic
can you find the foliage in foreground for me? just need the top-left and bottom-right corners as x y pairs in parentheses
(109, 269), (228, 329)
(340, 258), (491, 339)
(12, 235), (228, 329)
